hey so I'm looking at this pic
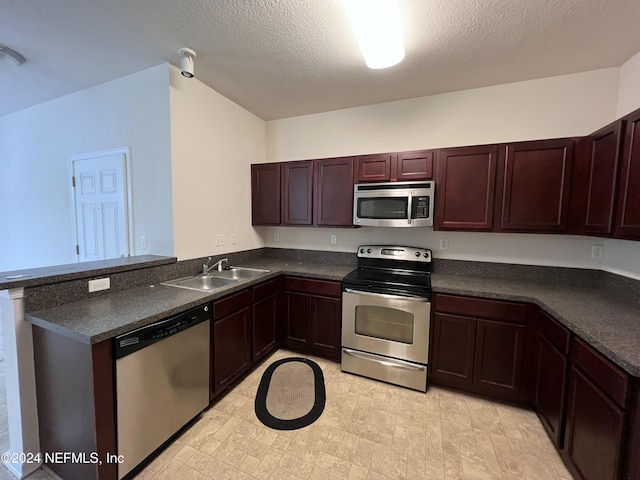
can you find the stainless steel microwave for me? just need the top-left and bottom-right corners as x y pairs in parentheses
(353, 181), (435, 227)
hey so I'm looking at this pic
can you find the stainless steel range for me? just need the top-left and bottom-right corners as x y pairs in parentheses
(341, 245), (432, 392)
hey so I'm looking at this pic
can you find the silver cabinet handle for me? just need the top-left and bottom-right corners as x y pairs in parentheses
(407, 191), (413, 224)
(343, 349), (426, 371)
(344, 288), (428, 303)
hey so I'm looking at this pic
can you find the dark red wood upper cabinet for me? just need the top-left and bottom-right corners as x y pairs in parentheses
(614, 109), (640, 239)
(500, 139), (574, 232)
(282, 160), (313, 225)
(435, 145), (498, 230)
(355, 154), (393, 182)
(584, 120), (624, 235)
(314, 157), (355, 226)
(251, 163), (281, 225)
(394, 150), (434, 181)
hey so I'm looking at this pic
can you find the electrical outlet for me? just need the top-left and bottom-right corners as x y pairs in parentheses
(88, 277), (110, 292)
(440, 239), (449, 250)
(274, 232), (280, 242)
(216, 234), (225, 246)
(330, 234), (337, 245)
(591, 244), (604, 259)
(140, 235), (147, 249)
(230, 233), (237, 245)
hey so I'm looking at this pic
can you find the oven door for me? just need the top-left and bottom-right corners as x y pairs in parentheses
(341, 288), (430, 364)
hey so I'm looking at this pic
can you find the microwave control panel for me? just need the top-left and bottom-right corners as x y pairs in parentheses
(412, 196), (430, 219)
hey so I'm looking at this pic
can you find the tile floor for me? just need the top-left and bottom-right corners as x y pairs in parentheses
(133, 349), (575, 480)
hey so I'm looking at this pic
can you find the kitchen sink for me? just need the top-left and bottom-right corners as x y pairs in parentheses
(162, 275), (237, 292)
(208, 266), (270, 280)
(161, 267), (269, 292)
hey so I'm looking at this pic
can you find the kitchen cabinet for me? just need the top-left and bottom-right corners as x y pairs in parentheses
(500, 138), (574, 232)
(564, 338), (630, 480)
(314, 157), (355, 226)
(430, 294), (528, 403)
(251, 163), (281, 225)
(434, 145), (499, 230)
(282, 160), (313, 225)
(583, 120), (625, 235)
(252, 278), (280, 362)
(614, 108), (640, 239)
(212, 289), (252, 397)
(355, 150), (433, 183)
(283, 276), (342, 360)
(533, 308), (571, 447)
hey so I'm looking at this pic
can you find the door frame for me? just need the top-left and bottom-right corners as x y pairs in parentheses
(68, 147), (134, 261)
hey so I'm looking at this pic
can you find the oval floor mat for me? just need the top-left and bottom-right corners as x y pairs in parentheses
(254, 357), (325, 430)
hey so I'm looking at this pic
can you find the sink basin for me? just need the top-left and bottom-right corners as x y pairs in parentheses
(208, 267), (270, 280)
(162, 275), (237, 292)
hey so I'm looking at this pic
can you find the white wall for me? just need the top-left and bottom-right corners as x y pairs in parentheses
(616, 50), (640, 117)
(262, 68), (622, 271)
(0, 64), (174, 271)
(169, 66), (266, 260)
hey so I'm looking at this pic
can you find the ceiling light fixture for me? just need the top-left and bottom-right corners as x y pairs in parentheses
(342, 0), (405, 69)
(0, 44), (26, 65)
(178, 47), (196, 78)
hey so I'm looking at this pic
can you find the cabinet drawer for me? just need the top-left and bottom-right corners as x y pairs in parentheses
(214, 289), (251, 320)
(253, 278), (280, 302)
(538, 310), (570, 354)
(435, 294), (527, 323)
(571, 337), (629, 408)
(285, 277), (342, 298)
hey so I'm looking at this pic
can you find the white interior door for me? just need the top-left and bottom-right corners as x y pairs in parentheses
(71, 150), (130, 261)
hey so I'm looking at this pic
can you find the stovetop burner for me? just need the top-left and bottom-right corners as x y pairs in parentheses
(343, 245), (432, 298)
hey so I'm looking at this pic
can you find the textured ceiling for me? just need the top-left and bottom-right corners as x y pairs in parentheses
(2, 0), (640, 120)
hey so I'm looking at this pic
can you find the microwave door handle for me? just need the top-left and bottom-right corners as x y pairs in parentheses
(407, 192), (413, 224)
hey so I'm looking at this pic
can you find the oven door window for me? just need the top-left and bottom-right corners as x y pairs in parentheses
(357, 197), (408, 219)
(354, 305), (414, 344)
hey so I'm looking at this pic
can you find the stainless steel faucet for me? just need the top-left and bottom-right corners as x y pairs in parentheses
(202, 257), (229, 274)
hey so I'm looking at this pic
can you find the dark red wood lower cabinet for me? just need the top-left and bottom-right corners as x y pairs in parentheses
(473, 319), (525, 394)
(430, 312), (476, 387)
(213, 307), (251, 394)
(535, 335), (569, 447)
(565, 367), (626, 480)
(310, 296), (341, 360)
(253, 293), (278, 362)
(284, 291), (312, 349)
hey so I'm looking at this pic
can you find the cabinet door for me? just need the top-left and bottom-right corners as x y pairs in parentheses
(435, 146), (498, 230)
(213, 307), (251, 394)
(356, 154), (393, 182)
(473, 319), (525, 395)
(395, 150), (433, 181)
(314, 157), (355, 226)
(565, 367), (626, 480)
(282, 161), (313, 225)
(615, 109), (640, 238)
(501, 139), (573, 231)
(584, 121), (624, 235)
(311, 296), (341, 360)
(430, 312), (476, 387)
(253, 293), (278, 362)
(284, 291), (311, 349)
(251, 163), (281, 225)
(535, 335), (569, 447)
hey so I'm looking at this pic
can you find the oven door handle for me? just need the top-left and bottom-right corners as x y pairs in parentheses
(343, 349), (427, 371)
(344, 288), (429, 303)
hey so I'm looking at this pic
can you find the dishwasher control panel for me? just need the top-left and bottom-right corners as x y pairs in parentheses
(114, 304), (211, 359)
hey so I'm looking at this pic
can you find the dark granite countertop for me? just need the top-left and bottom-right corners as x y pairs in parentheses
(24, 257), (640, 376)
(432, 273), (640, 376)
(25, 260), (354, 345)
(0, 255), (176, 290)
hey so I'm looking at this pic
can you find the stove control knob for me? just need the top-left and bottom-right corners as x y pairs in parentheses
(423, 252), (429, 258)
(415, 251), (421, 257)
(367, 248), (372, 254)
(359, 248), (365, 254)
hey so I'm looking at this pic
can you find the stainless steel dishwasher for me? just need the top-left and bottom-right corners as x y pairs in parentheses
(114, 304), (211, 479)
